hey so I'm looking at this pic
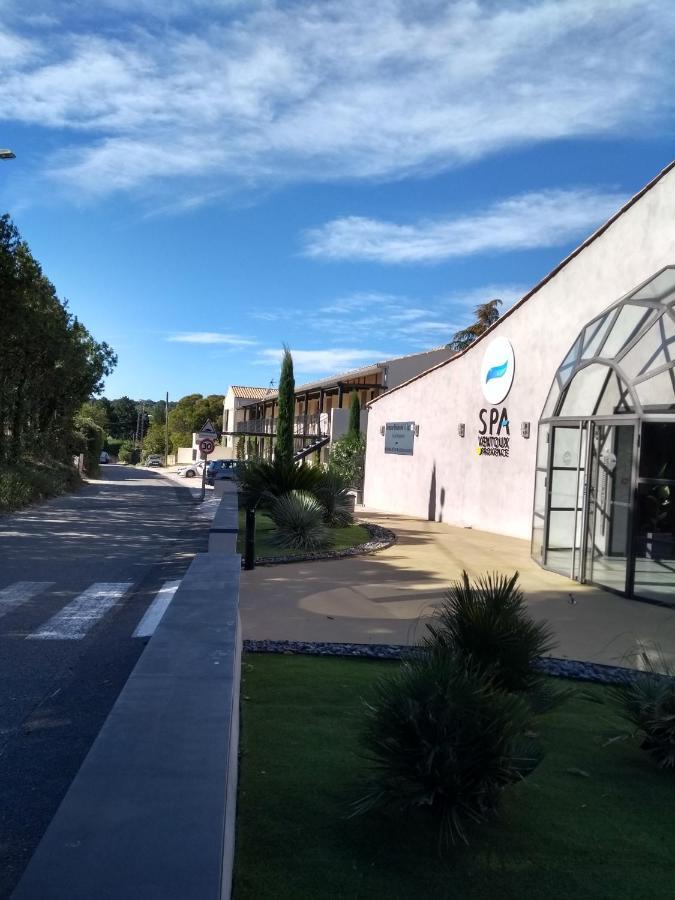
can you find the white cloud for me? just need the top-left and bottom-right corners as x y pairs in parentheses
(167, 331), (256, 345)
(255, 347), (391, 375)
(0, 1), (673, 201)
(303, 188), (627, 263)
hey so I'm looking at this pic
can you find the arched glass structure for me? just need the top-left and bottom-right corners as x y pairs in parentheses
(532, 267), (675, 605)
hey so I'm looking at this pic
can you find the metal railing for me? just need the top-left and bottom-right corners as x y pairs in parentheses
(237, 412), (328, 437)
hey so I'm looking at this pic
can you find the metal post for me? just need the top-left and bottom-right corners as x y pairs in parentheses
(199, 452), (207, 501)
(164, 391), (169, 466)
(244, 507), (256, 570)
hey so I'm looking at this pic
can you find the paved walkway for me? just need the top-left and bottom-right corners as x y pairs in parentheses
(240, 511), (675, 671)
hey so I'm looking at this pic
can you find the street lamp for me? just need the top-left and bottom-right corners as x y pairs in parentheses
(0, 149), (15, 160)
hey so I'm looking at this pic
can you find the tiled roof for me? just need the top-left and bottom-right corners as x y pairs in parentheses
(230, 386), (272, 400)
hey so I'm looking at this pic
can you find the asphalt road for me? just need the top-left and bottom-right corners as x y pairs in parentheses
(0, 465), (208, 898)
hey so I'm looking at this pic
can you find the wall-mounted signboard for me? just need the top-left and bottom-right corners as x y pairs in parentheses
(385, 421), (415, 455)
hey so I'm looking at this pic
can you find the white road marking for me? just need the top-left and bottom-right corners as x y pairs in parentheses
(27, 582), (133, 641)
(0, 582), (54, 620)
(132, 580), (180, 638)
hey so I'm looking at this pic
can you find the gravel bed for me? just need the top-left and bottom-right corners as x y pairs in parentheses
(250, 522), (396, 567)
(242, 639), (650, 684)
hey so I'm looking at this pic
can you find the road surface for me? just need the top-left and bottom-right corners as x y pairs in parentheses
(0, 465), (207, 898)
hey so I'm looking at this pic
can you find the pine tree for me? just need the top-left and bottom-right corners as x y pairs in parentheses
(275, 345), (295, 464)
(348, 391), (361, 436)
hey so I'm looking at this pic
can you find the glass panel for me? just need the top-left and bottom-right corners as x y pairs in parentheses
(561, 334), (582, 368)
(533, 468), (547, 516)
(550, 468), (579, 507)
(633, 481), (675, 604)
(640, 423), (675, 480)
(531, 515), (545, 563)
(545, 424), (586, 579)
(585, 424), (634, 594)
(541, 381), (560, 418)
(536, 423), (550, 468)
(552, 425), (580, 466)
(620, 313), (675, 378)
(581, 313), (614, 360)
(559, 364), (612, 416)
(629, 267), (675, 303)
(600, 304), (652, 359)
(634, 366), (675, 411)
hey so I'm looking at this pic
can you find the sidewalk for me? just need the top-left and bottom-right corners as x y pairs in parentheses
(239, 511), (675, 671)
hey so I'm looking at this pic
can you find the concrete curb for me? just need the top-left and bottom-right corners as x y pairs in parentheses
(242, 639), (651, 684)
(251, 522), (396, 567)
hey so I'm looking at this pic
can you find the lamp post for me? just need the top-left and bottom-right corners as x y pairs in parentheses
(0, 149), (15, 160)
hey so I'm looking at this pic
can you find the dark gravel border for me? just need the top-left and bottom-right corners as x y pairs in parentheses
(250, 522), (396, 567)
(242, 639), (649, 684)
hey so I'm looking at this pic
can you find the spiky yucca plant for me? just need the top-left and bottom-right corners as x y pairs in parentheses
(354, 652), (540, 846)
(425, 570), (557, 701)
(269, 490), (331, 551)
(611, 660), (675, 770)
(239, 458), (324, 510)
(314, 469), (354, 526)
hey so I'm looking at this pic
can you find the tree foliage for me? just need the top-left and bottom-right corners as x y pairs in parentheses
(276, 345), (295, 464)
(348, 391), (361, 436)
(447, 299), (502, 352)
(0, 214), (116, 465)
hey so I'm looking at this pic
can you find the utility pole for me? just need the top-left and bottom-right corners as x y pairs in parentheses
(164, 391), (169, 466)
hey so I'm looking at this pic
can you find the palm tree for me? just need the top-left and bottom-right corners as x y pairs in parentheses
(447, 298), (502, 351)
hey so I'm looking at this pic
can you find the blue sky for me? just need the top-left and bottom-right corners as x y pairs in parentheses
(1, 0), (674, 400)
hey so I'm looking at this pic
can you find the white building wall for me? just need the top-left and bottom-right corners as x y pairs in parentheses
(384, 346), (455, 387)
(363, 166), (675, 540)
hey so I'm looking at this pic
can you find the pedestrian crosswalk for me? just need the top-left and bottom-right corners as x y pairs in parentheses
(0, 579), (180, 641)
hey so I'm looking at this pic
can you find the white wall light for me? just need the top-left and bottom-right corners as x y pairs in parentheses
(521, 422), (531, 438)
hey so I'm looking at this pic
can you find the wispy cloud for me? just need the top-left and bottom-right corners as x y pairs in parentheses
(167, 331), (256, 346)
(303, 188), (627, 263)
(0, 1), (673, 203)
(255, 347), (391, 376)
(250, 283), (527, 353)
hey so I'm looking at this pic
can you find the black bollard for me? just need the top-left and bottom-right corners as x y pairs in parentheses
(244, 506), (256, 570)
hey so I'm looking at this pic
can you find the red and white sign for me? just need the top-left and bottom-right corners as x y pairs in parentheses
(199, 438), (215, 455)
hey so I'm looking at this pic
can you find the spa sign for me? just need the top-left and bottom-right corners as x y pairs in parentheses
(477, 337), (514, 458)
(384, 421), (415, 455)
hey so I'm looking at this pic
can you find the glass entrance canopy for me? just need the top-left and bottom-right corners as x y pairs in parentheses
(532, 267), (675, 605)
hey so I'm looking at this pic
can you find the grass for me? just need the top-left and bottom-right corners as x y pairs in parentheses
(236, 508), (370, 559)
(235, 655), (675, 900)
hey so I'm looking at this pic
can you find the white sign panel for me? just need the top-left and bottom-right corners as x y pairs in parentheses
(198, 418), (218, 440)
(480, 337), (515, 404)
(385, 421), (415, 455)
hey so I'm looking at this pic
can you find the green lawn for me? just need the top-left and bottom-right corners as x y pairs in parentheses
(236, 508), (370, 559)
(235, 655), (674, 900)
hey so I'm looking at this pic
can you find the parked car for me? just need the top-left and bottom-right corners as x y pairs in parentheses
(206, 459), (242, 486)
(177, 460), (205, 478)
(145, 454), (163, 467)
(99, 451), (110, 464)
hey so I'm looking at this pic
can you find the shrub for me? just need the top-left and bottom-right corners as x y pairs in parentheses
(240, 458), (324, 510)
(424, 571), (557, 702)
(117, 441), (135, 463)
(269, 490), (331, 551)
(329, 432), (365, 489)
(314, 469), (354, 526)
(0, 460), (81, 513)
(611, 661), (675, 769)
(354, 652), (539, 846)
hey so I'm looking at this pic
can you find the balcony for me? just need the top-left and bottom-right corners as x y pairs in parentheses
(237, 412), (329, 438)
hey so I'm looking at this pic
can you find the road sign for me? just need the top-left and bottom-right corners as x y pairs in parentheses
(198, 419), (218, 440)
(199, 438), (215, 455)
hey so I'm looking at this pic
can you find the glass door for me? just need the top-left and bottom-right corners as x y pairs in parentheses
(632, 422), (675, 603)
(583, 422), (635, 594)
(544, 422), (587, 580)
